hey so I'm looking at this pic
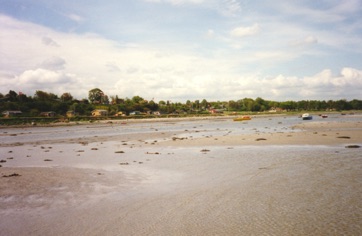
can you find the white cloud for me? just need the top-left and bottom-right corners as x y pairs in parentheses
(300, 68), (362, 98)
(42, 36), (60, 47)
(18, 69), (73, 85)
(230, 23), (260, 38)
(66, 13), (85, 23)
(341, 67), (362, 80)
(290, 35), (318, 47)
(116, 66), (362, 101)
(1, 13), (361, 101)
(40, 57), (66, 70)
(9, 68), (93, 98)
(105, 62), (121, 72)
(220, 0), (243, 16)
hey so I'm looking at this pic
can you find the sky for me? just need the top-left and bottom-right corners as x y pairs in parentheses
(1, 0), (362, 102)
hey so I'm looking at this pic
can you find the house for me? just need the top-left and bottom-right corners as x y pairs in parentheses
(269, 107), (284, 113)
(91, 109), (108, 117)
(129, 111), (141, 115)
(2, 110), (22, 117)
(114, 111), (125, 117)
(66, 111), (76, 118)
(40, 111), (56, 117)
(209, 109), (224, 114)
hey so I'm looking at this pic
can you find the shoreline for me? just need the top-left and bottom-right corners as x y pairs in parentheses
(1, 116), (361, 147)
(1, 111), (360, 129)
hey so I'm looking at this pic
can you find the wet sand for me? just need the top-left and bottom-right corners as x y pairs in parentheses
(162, 120), (362, 146)
(0, 116), (361, 235)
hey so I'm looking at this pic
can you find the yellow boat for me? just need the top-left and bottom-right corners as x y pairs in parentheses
(233, 116), (251, 121)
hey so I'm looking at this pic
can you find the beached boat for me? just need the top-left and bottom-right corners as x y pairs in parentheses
(233, 116), (251, 121)
(302, 113), (313, 120)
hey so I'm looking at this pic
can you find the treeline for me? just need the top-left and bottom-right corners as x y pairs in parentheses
(1, 89), (361, 117)
(226, 97), (362, 112)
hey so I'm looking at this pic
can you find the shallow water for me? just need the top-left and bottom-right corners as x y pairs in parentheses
(1, 113), (359, 146)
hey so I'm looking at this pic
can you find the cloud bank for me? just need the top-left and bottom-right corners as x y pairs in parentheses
(0, 0), (361, 102)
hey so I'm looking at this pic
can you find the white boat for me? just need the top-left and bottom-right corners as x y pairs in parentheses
(302, 113), (313, 120)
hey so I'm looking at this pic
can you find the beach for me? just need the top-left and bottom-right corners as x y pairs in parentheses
(1, 114), (361, 235)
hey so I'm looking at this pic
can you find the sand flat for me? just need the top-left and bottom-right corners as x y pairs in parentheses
(1, 115), (361, 235)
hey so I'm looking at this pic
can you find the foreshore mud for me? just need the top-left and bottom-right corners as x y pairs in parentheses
(1, 114), (361, 235)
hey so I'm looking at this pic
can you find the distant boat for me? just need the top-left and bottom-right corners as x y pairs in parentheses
(321, 114), (328, 118)
(233, 116), (251, 121)
(302, 113), (313, 120)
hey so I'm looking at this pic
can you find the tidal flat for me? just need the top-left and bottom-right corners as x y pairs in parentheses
(1, 114), (361, 235)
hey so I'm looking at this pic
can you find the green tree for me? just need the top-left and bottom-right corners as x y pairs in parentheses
(255, 97), (269, 111)
(243, 98), (254, 111)
(18, 93), (30, 103)
(228, 100), (238, 111)
(201, 99), (208, 110)
(194, 100), (200, 110)
(6, 90), (18, 102)
(61, 92), (73, 102)
(132, 96), (144, 104)
(335, 99), (351, 111)
(281, 101), (296, 111)
(52, 102), (68, 115)
(88, 88), (104, 104)
(147, 100), (158, 111)
(350, 99), (362, 110)
(34, 90), (57, 101)
(102, 95), (110, 105)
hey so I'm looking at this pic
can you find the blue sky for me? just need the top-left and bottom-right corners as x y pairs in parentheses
(1, 0), (362, 101)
